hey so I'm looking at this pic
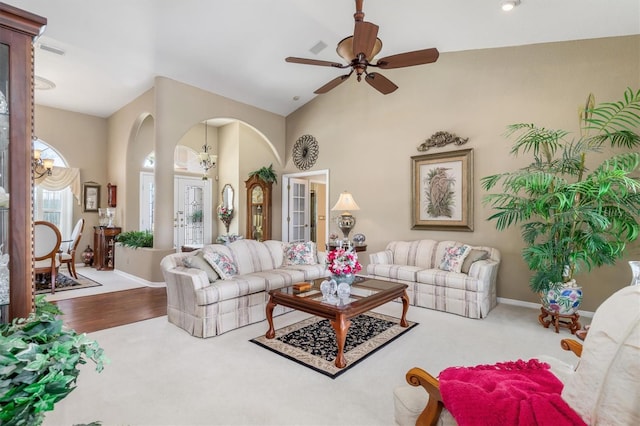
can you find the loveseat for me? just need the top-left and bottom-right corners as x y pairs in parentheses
(367, 240), (500, 319)
(160, 239), (329, 337)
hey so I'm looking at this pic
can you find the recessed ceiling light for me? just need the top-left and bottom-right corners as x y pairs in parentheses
(501, 0), (521, 11)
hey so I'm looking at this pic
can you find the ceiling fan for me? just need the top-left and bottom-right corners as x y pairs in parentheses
(286, 0), (439, 95)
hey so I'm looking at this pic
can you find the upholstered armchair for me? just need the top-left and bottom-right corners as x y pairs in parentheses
(394, 285), (640, 425)
(59, 218), (84, 279)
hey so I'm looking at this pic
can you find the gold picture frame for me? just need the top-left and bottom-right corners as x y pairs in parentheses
(411, 148), (473, 231)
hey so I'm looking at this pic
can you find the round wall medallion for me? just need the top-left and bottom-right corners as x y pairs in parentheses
(293, 134), (319, 170)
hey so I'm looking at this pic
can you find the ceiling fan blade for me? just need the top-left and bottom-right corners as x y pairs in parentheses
(376, 48), (440, 69)
(352, 21), (379, 59)
(364, 72), (398, 94)
(314, 74), (352, 94)
(285, 57), (344, 68)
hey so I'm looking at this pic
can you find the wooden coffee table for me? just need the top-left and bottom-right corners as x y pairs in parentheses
(265, 277), (409, 369)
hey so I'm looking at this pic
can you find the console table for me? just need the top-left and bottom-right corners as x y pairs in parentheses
(93, 226), (121, 270)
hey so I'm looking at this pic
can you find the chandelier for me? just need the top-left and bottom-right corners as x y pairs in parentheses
(199, 122), (217, 180)
(33, 148), (54, 178)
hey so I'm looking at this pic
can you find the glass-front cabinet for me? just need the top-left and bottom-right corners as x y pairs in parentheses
(245, 175), (272, 242)
(0, 4), (47, 321)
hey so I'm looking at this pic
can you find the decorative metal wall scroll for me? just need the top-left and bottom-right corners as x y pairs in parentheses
(417, 131), (469, 152)
(293, 134), (319, 170)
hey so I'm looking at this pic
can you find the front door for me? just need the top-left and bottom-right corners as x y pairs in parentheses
(174, 176), (212, 249)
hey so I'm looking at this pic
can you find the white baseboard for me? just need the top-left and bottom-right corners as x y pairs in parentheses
(497, 297), (594, 318)
(113, 269), (167, 288)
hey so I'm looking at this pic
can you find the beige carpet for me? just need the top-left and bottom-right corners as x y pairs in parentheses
(42, 301), (586, 426)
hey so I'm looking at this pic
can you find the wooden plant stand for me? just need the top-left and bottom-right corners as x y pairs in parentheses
(538, 307), (581, 334)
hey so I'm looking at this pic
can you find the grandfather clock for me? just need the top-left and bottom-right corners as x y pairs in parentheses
(245, 175), (272, 242)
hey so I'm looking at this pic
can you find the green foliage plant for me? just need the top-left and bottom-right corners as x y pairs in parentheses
(115, 230), (153, 249)
(0, 296), (107, 426)
(248, 164), (278, 184)
(482, 88), (640, 294)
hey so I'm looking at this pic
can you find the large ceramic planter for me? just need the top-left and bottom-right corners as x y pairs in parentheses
(540, 281), (583, 314)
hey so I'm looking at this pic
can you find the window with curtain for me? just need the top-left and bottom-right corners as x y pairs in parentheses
(33, 139), (75, 240)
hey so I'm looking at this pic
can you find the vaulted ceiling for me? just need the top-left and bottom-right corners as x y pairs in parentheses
(8, 0), (640, 118)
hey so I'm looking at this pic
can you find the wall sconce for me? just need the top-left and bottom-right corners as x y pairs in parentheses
(33, 149), (54, 178)
(199, 122), (218, 180)
(331, 191), (360, 241)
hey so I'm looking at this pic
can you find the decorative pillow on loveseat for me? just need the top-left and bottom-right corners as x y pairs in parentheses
(440, 244), (472, 273)
(283, 241), (317, 265)
(203, 251), (238, 279)
(461, 249), (489, 274)
(183, 251), (219, 283)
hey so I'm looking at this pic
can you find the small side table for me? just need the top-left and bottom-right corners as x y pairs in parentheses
(327, 243), (367, 252)
(538, 307), (581, 334)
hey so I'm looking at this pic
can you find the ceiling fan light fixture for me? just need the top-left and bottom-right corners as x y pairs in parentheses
(336, 35), (383, 61)
(501, 0), (521, 11)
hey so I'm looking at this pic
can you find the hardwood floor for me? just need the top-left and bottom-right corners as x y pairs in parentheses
(53, 287), (167, 334)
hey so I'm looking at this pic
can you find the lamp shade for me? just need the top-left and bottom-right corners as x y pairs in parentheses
(331, 191), (360, 212)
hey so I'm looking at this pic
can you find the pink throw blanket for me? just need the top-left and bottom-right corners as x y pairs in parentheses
(439, 359), (586, 426)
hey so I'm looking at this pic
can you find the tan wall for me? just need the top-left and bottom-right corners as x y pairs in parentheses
(239, 123), (282, 240)
(285, 35), (640, 311)
(34, 105), (108, 254)
(117, 77), (286, 249)
(218, 122), (240, 235)
(108, 88), (155, 230)
(34, 36), (639, 309)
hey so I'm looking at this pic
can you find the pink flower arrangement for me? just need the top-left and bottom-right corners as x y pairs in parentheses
(326, 247), (362, 276)
(217, 206), (233, 222)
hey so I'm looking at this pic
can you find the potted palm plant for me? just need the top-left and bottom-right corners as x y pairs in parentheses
(248, 164), (278, 184)
(482, 88), (640, 314)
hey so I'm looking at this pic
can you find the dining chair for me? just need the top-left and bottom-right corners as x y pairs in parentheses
(59, 218), (85, 279)
(34, 220), (62, 294)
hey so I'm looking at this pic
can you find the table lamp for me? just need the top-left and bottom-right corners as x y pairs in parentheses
(331, 191), (360, 241)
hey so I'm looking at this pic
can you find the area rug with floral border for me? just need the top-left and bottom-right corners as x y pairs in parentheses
(250, 311), (418, 378)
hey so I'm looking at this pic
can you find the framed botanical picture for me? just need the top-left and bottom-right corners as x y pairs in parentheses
(411, 148), (473, 231)
(83, 183), (100, 213)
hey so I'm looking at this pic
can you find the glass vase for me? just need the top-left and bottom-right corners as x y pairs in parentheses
(332, 273), (355, 286)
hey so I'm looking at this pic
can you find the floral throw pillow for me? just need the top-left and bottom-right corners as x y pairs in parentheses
(283, 242), (317, 266)
(203, 251), (238, 280)
(440, 244), (472, 273)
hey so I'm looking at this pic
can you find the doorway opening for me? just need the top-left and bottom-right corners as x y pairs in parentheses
(281, 169), (329, 250)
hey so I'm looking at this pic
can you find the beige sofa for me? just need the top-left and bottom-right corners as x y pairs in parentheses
(367, 240), (500, 319)
(160, 239), (329, 337)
